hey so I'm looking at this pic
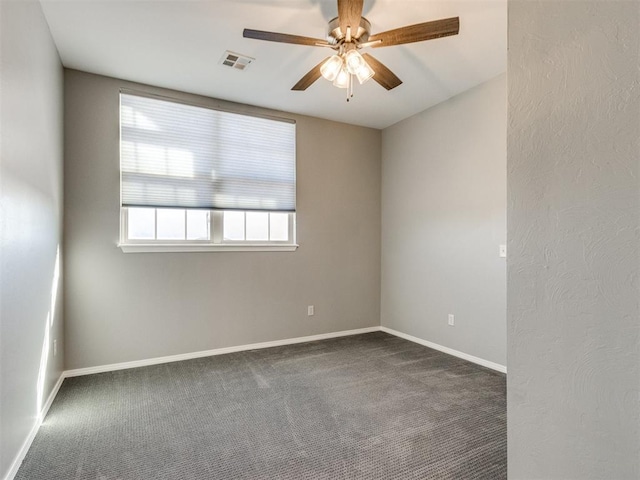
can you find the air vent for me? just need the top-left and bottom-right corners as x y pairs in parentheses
(219, 51), (254, 71)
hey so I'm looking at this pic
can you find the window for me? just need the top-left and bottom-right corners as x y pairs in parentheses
(118, 91), (297, 252)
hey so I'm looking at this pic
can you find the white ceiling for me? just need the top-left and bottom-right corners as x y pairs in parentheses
(40, 0), (506, 129)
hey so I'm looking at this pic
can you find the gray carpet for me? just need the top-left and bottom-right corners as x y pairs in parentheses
(16, 332), (506, 479)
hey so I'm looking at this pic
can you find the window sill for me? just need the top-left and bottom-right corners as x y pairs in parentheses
(118, 243), (299, 253)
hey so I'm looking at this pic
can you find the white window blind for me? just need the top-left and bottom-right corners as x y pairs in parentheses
(120, 92), (296, 212)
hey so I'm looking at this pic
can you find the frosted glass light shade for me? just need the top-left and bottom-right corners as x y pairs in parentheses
(355, 60), (375, 84)
(333, 67), (350, 89)
(320, 55), (343, 81)
(344, 50), (365, 74)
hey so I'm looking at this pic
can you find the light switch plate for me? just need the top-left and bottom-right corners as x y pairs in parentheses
(499, 245), (507, 258)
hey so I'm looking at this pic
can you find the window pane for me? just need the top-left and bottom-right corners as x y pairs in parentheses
(128, 208), (155, 240)
(246, 212), (269, 241)
(269, 213), (289, 241)
(187, 210), (209, 240)
(223, 211), (245, 241)
(157, 209), (185, 240)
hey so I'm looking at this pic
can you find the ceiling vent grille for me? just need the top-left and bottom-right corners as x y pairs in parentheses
(219, 51), (254, 71)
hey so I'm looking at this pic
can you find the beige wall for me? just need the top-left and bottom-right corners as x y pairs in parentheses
(0, 1), (64, 477)
(508, 1), (639, 478)
(63, 69), (381, 370)
(381, 74), (507, 367)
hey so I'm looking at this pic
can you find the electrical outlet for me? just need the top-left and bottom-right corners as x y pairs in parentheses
(53, 339), (57, 356)
(448, 314), (455, 326)
(307, 305), (314, 316)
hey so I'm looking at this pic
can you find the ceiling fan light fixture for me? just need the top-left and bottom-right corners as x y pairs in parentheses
(333, 66), (350, 89)
(344, 49), (365, 75)
(355, 60), (375, 84)
(320, 55), (343, 81)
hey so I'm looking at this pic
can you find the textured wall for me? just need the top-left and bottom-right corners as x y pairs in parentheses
(507, 1), (640, 478)
(64, 70), (381, 370)
(381, 74), (507, 367)
(0, 1), (64, 477)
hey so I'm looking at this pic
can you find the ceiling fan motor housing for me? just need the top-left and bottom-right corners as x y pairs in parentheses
(327, 17), (371, 45)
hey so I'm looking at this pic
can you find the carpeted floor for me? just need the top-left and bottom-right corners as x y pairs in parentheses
(16, 332), (506, 479)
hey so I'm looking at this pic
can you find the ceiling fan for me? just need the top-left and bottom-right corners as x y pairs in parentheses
(243, 0), (459, 101)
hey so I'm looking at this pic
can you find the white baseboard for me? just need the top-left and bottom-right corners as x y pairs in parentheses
(380, 326), (507, 374)
(64, 326), (381, 377)
(4, 373), (65, 480)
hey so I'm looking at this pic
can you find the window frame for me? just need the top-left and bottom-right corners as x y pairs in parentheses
(117, 89), (298, 253)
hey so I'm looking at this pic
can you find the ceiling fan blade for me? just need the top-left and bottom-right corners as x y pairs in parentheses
(292, 59), (326, 91)
(337, 0), (364, 40)
(368, 17), (459, 47)
(361, 53), (402, 90)
(243, 29), (329, 47)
